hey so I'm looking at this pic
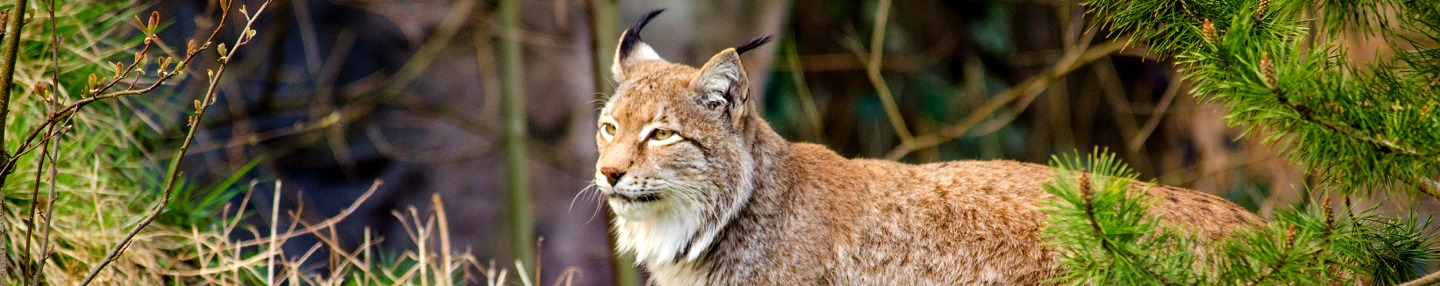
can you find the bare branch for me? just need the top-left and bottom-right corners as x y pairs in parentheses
(79, 1), (275, 283)
(885, 38), (1128, 160)
(1400, 269), (1440, 286)
(861, 0), (912, 142)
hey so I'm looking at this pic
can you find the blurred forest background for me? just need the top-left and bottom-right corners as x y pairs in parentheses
(20, 0), (1422, 284)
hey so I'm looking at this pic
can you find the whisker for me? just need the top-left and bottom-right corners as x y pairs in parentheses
(586, 189), (610, 224)
(586, 201), (605, 224)
(570, 182), (598, 212)
(586, 182), (609, 224)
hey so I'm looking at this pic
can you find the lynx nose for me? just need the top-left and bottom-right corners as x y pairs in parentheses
(600, 167), (626, 186)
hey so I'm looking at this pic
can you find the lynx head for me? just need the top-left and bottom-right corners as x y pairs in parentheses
(594, 9), (773, 265)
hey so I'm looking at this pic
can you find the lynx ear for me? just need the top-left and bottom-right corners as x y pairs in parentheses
(690, 48), (749, 127)
(612, 9), (666, 82)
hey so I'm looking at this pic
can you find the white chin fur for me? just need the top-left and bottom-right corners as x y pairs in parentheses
(607, 197), (666, 221)
(612, 197), (702, 266)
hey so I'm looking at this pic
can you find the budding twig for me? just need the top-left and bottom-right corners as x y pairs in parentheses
(79, 0), (274, 283)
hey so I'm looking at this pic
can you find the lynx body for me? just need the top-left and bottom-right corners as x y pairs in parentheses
(593, 10), (1261, 285)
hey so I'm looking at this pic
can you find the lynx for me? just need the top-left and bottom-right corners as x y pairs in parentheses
(593, 10), (1261, 285)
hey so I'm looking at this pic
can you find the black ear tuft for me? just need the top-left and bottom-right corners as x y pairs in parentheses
(618, 9), (665, 61)
(734, 35), (774, 55)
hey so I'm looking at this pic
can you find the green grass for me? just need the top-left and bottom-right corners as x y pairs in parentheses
(0, 1), (553, 285)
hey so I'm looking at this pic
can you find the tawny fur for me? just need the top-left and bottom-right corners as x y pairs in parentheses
(594, 20), (1261, 285)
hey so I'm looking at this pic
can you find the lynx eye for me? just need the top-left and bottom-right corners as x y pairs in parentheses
(599, 123), (617, 139)
(650, 129), (676, 141)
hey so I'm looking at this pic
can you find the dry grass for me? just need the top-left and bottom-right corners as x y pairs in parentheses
(0, 1), (571, 285)
(166, 181), (531, 285)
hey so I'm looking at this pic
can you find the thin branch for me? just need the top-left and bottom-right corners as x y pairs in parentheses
(30, 125), (65, 286)
(26, 1), (65, 281)
(250, 0), (478, 163)
(1272, 84), (1440, 201)
(79, 1), (273, 283)
(1127, 73), (1183, 149)
(1275, 87), (1438, 161)
(1399, 269), (1440, 286)
(212, 180), (378, 250)
(1414, 177), (1440, 201)
(0, 7), (230, 186)
(785, 37), (824, 141)
(885, 39), (1128, 160)
(862, 0), (912, 142)
(21, 121), (69, 280)
(0, 0), (28, 154)
(374, 0), (478, 101)
(0, 0), (30, 197)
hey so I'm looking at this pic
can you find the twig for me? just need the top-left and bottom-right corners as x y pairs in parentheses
(272, 0), (476, 164)
(80, 68), (213, 285)
(26, 1), (65, 282)
(785, 37), (824, 141)
(20, 113), (73, 282)
(375, 0), (478, 100)
(0, 4), (234, 186)
(292, 0), (477, 172)
(0, 2), (28, 226)
(1414, 177), (1440, 201)
(20, 104), (54, 284)
(861, 0), (912, 142)
(184, 111), (345, 153)
(884, 39), (1128, 160)
(1271, 84), (1440, 201)
(160, 181), (381, 279)
(0, 0), (29, 168)
(1275, 87), (1438, 161)
(1399, 269), (1440, 286)
(1087, 58), (1140, 148)
(1127, 73), (1183, 149)
(79, 1), (273, 283)
(29, 125), (67, 286)
(0, 8), (8, 279)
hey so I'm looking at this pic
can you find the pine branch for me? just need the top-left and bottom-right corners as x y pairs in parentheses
(1044, 149), (1440, 284)
(1244, 226), (1298, 286)
(1089, 0), (1440, 200)
(1044, 151), (1187, 285)
(1273, 87), (1436, 161)
(1079, 173), (1107, 250)
(1077, 172), (1177, 285)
